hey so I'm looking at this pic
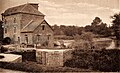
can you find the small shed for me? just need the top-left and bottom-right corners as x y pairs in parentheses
(36, 49), (72, 67)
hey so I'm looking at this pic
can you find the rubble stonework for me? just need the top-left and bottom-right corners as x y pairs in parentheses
(2, 3), (54, 48)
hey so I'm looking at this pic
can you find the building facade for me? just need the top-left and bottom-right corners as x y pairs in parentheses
(1, 3), (54, 48)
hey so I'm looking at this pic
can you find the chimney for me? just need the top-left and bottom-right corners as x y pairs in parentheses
(30, 3), (39, 10)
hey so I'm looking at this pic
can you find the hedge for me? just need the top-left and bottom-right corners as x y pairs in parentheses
(64, 49), (120, 72)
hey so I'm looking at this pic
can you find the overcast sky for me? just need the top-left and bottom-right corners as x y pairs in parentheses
(0, 0), (120, 26)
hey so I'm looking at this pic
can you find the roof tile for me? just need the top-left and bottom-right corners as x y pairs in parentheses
(21, 19), (44, 32)
(2, 3), (44, 16)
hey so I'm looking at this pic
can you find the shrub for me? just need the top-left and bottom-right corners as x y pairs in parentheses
(0, 62), (43, 72)
(93, 49), (120, 72)
(64, 49), (120, 72)
(0, 47), (8, 53)
(2, 37), (11, 45)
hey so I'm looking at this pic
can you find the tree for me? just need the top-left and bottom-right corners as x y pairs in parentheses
(85, 25), (92, 32)
(111, 13), (120, 47)
(2, 37), (11, 45)
(73, 32), (94, 49)
(91, 17), (103, 34)
(111, 13), (120, 39)
(85, 17), (112, 37)
(91, 17), (102, 27)
(52, 24), (64, 35)
(0, 20), (3, 41)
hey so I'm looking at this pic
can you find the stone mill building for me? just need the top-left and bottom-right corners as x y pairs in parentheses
(1, 3), (54, 48)
(1, 3), (73, 67)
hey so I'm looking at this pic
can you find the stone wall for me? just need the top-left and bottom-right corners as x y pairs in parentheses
(3, 14), (21, 43)
(36, 49), (72, 67)
(3, 13), (44, 44)
(33, 21), (54, 48)
(21, 33), (33, 45)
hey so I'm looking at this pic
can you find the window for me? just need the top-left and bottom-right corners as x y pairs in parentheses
(4, 19), (7, 24)
(18, 37), (20, 43)
(14, 18), (16, 23)
(42, 25), (45, 30)
(37, 35), (40, 42)
(13, 26), (16, 33)
(13, 35), (16, 39)
(48, 35), (50, 40)
(25, 35), (28, 44)
(5, 27), (7, 33)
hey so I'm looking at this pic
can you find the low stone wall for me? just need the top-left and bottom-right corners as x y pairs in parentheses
(1, 46), (73, 67)
(36, 49), (73, 67)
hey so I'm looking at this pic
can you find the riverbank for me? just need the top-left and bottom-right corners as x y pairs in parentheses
(0, 61), (94, 72)
(0, 68), (26, 73)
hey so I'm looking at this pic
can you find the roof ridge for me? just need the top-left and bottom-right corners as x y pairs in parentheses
(19, 4), (28, 12)
(28, 3), (45, 16)
(42, 20), (54, 31)
(21, 20), (34, 30)
(33, 19), (44, 31)
(6, 3), (26, 11)
(3, 3), (45, 16)
(21, 19), (53, 33)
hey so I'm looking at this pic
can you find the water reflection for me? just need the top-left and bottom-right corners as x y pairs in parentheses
(106, 40), (115, 49)
(0, 68), (26, 73)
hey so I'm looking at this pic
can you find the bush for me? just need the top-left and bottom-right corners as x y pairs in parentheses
(0, 47), (8, 53)
(64, 50), (94, 69)
(93, 49), (120, 72)
(0, 62), (43, 72)
(64, 49), (120, 72)
(9, 50), (36, 62)
(0, 61), (93, 72)
(2, 37), (11, 45)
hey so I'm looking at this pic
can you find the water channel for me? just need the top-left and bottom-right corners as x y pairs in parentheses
(0, 68), (26, 73)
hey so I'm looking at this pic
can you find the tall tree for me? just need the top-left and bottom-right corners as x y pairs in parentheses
(111, 13), (120, 47)
(111, 13), (120, 39)
(91, 17), (102, 27)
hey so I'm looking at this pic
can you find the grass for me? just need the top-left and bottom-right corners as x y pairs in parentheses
(0, 61), (94, 72)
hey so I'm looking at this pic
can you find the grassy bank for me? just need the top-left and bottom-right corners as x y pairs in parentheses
(0, 61), (93, 72)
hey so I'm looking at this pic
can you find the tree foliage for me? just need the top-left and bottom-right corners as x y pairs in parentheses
(52, 17), (113, 37)
(111, 13), (120, 40)
(73, 32), (94, 49)
(52, 25), (83, 36)
(85, 17), (112, 37)
(91, 17), (102, 26)
(2, 37), (11, 45)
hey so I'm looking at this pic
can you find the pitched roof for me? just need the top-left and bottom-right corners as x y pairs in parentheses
(21, 19), (53, 33)
(2, 3), (44, 16)
(21, 19), (44, 32)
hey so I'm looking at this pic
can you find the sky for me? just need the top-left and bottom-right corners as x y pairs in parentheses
(0, 0), (120, 26)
